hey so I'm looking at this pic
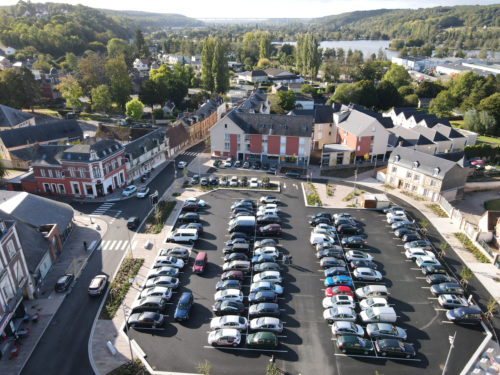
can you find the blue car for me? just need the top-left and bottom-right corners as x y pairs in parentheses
(251, 254), (276, 264)
(174, 292), (193, 321)
(324, 275), (353, 288)
(446, 306), (482, 325)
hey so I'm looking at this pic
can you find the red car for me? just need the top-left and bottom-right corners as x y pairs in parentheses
(258, 224), (282, 237)
(470, 159), (485, 166)
(220, 270), (244, 281)
(325, 285), (354, 298)
(182, 202), (199, 212)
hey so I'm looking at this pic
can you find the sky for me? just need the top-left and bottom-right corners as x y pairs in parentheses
(1, 0), (498, 19)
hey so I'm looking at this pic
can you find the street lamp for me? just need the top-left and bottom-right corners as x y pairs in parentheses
(122, 303), (134, 362)
(442, 331), (456, 375)
(126, 227), (134, 258)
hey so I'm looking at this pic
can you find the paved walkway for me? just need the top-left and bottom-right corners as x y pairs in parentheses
(0, 214), (107, 374)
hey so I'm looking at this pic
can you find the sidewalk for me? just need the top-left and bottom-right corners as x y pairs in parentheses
(90, 178), (206, 375)
(0, 214), (107, 374)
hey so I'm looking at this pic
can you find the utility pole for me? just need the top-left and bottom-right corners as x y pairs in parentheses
(442, 331), (456, 375)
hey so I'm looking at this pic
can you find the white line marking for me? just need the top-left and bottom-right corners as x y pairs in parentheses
(103, 241), (112, 251)
(203, 346), (288, 353)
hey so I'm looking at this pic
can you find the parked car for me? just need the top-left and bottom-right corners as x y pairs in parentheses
(394, 227), (416, 238)
(248, 303), (280, 318)
(127, 311), (164, 329)
(139, 286), (172, 301)
(341, 236), (366, 248)
(131, 296), (167, 314)
(200, 177), (209, 186)
(324, 267), (349, 277)
(345, 250), (373, 262)
(222, 260), (251, 273)
(146, 266), (179, 279)
(257, 215), (281, 225)
(234, 160), (241, 168)
(421, 265), (447, 275)
(182, 202), (199, 212)
(350, 260), (378, 270)
(145, 276), (179, 289)
(220, 270), (244, 281)
(122, 185), (137, 197)
(253, 247), (279, 259)
(359, 298), (389, 311)
(415, 256), (441, 268)
(55, 274), (74, 292)
(179, 223), (203, 234)
(430, 282), (464, 296)
(438, 294), (469, 309)
(208, 328), (241, 347)
(243, 161), (250, 168)
(391, 221), (415, 230)
(309, 217), (332, 227)
(446, 306), (482, 324)
(322, 295), (355, 309)
(402, 232), (421, 242)
(216, 279), (241, 291)
(224, 252), (249, 262)
(246, 331), (279, 349)
(254, 239), (277, 249)
(405, 248), (436, 261)
(127, 217), (140, 230)
(159, 247), (190, 260)
(323, 306), (357, 323)
(136, 187), (150, 198)
(258, 224), (282, 236)
(404, 240), (432, 250)
(177, 161), (187, 169)
(249, 317), (283, 333)
(210, 315), (248, 331)
(174, 292), (193, 321)
(253, 262), (280, 273)
(185, 197), (207, 207)
(248, 291), (277, 304)
(190, 175), (200, 185)
(250, 281), (283, 294)
(353, 267), (382, 281)
(355, 285), (389, 299)
(177, 212), (200, 224)
(337, 224), (362, 235)
(317, 248), (344, 260)
(154, 256), (184, 269)
(249, 178), (260, 188)
(324, 275), (353, 288)
(426, 274), (457, 285)
(366, 323), (407, 341)
(320, 257), (346, 268)
(213, 159), (221, 168)
(209, 176), (218, 185)
(251, 254), (276, 264)
(336, 335), (374, 355)
(331, 321), (365, 337)
(229, 176), (239, 187)
(325, 285), (354, 298)
(214, 289), (244, 303)
(374, 339), (416, 358)
(212, 300), (245, 316)
(260, 196), (278, 204)
(88, 274), (107, 296)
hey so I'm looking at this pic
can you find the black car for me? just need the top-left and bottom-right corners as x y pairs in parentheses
(324, 267), (350, 277)
(213, 159), (221, 167)
(253, 262), (280, 273)
(374, 339), (416, 358)
(257, 215), (281, 225)
(127, 216), (140, 230)
(312, 212), (332, 220)
(174, 292), (193, 321)
(309, 217), (332, 227)
(55, 273), (74, 292)
(350, 260), (378, 270)
(319, 257), (346, 268)
(230, 232), (251, 241)
(213, 301), (245, 316)
(341, 236), (366, 248)
(337, 335), (374, 355)
(209, 176), (218, 185)
(335, 218), (357, 227)
(402, 232), (421, 242)
(394, 227), (416, 238)
(178, 213), (200, 223)
(337, 224), (362, 235)
(232, 207), (255, 215)
(131, 296), (167, 314)
(285, 171), (300, 178)
(127, 311), (164, 329)
(246, 332), (278, 349)
(421, 264), (447, 275)
(426, 274), (457, 285)
(223, 246), (249, 255)
(248, 302), (280, 318)
(248, 291), (277, 304)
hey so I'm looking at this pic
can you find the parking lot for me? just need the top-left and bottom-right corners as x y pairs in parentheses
(130, 185), (487, 375)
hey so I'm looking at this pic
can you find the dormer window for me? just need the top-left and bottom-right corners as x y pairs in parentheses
(413, 161), (419, 169)
(394, 155), (400, 162)
(90, 151), (98, 160)
(433, 167), (440, 176)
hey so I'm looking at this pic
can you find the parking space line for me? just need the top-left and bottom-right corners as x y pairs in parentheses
(442, 321), (454, 324)
(428, 297), (439, 300)
(420, 286), (431, 289)
(434, 308), (447, 311)
(415, 277), (427, 279)
(203, 346), (288, 353)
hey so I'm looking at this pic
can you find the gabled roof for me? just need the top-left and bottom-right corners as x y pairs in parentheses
(294, 93), (314, 102)
(290, 105), (334, 124)
(413, 126), (451, 142)
(264, 68), (296, 78)
(434, 124), (464, 139)
(166, 123), (189, 148)
(239, 90), (268, 113)
(334, 105), (388, 136)
(388, 127), (435, 146)
(0, 119), (82, 149)
(125, 128), (166, 160)
(242, 70), (267, 78)
(62, 139), (122, 162)
(0, 104), (35, 128)
(388, 146), (460, 180)
(13, 145), (70, 166)
(227, 111), (313, 137)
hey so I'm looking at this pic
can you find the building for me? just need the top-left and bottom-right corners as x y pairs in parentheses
(0, 104), (36, 130)
(385, 146), (470, 201)
(263, 68), (304, 84)
(0, 214), (34, 346)
(238, 90), (270, 114)
(31, 68), (61, 100)
(290, 104), (336, 151)
(0, 119), (83, 169)
(237, 70), (268, 83)
(166, 123), (189, 157)
(320, 143), (353, 166)
(210, 110), (314, 166)
(30, 140), (126, 198)
(294, 93), (315, 110)
(133, 58), (149, 72)
(124, 128), (168, 183)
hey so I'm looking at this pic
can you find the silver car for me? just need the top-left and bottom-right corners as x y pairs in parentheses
(249, 317), (283, 333)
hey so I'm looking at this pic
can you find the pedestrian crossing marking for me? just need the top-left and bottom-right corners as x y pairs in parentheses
(180, 151), (199, 157)
(91, 203), (115, 216)
(97, 240), (137, 251)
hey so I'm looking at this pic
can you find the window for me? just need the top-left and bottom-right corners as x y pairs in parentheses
(299, 147), (305, 155)
(412, 185), (417, 192)
(6, 240), (16, 258)
(238, 134), (242, 142)
(391, 166), (397, 173)
(58, 184), (65, 194)
(406, 171), (412, 178)
(105, 164), (109, 174)
(390, 177), (394, 184)
(224, 124), (227, 129)
(404, 182), (410, 190)
(40, 169), (45, 177)
(224, 134), (230, 141)
(93, 166), (101, 178)
(369, 144), (373, 153)
(280, 145), (286, 154)
(329, 131), (332, 136)
(47, 169), (53, 178)
(262, 144), (267, 153)
(423, 189), (429, 196)
(237, 144), (241, 151)
(262, 136), (268, 143)
(281, 136), (286, 144)
(69, 168), (75, 177)
(224, 142), (230, 150)
(111, 160), (116, 170)
(430, 179), (437, 187)
(317, 124), (323, 131)
(357, 146), (360, 151)
(55, 170), (62, 178)
(299, 138), (305, 145)
(79, 168), (86, 178)
(43, 183), (50, 192)
(413, 174), (420, 181)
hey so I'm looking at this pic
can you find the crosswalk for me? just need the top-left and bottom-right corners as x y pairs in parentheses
(180, 151), (199, 157)
(93, 239), (138, 251)
(91, 203), (114, 216)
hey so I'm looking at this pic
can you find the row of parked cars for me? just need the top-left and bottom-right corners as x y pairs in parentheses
(309, 211), (417, 359)
(213, 158), (277, 173)
(207, 197), (286, 350)
(189, 174), (265, 189)
(384, 206), (482, 325)
(126, 197), (212, 330)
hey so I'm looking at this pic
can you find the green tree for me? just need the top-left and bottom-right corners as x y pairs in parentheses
(77, 52), (107, 95)
(32, 54), (53, 73)
(478, 93), (500, 130)
(213, 38), (230, 94)
(134, 29), (149, 58)
(105, 56), (132, 110)
(150, 64), (191, 108)
(277, 91), (296, 112)
(106, 38), (133, 66)
(376, 81), (402, 110)
(296, 33), (321, 79)
(460, 266), (473, 288)
(18, 67), (41, 111)
(464, 109), (497, 135)
(139, 79), (163, 124)
(382, 64), (411, 88)
(259, 32), (272, 59)
(429, 90), (457, 117)
(56, 75), (83, 112)
(91, 85), (112, 113)
(415, 81), (444, 98)
(65, 52), (79, 72)
(201, 37), (215, 93)
(125, 98), (144, 120)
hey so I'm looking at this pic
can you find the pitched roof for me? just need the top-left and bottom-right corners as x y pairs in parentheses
(389, 146), (460, 180)
(434, 123), (464, 139)
(0, 119), (82, 149)
(62, 140), (122, 162)
(246, 70), (267, 77)
(334, 105), (388, 136)
(228, 111), (313, 137)
(12, 145), (70, 166)
(264, 68), (296, 78)
(413, 125), (450, 142)
(0, 191), (74, 232)
(290, 105), (333, 124)
(165, 123), (189, 148)
(239, 90), (268, 113)
(388, 127), (435, 146)
(125, 128), (166, 159)
(0, 104), (35, 128)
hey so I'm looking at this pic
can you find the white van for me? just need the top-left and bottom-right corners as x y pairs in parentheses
(165, 228), (198, 243)
(359, 306), (397, 323)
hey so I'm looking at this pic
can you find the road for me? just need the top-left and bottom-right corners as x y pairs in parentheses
(20, 142), (205, 375)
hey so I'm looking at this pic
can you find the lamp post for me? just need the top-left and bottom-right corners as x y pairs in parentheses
(126, 226), (134, 258)
(442, 331), (456, 375)
(122, 304), (134, 362)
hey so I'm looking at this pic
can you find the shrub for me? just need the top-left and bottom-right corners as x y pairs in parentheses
(426, 204), (449, 218)
(454, 232), (490, 263)
(145, 200), (176, 234)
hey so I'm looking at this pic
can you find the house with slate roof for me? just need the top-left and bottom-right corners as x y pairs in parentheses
(124, 128), (168, 184)
(237, 70), (268, 83)
(238, 90), (270, 114)
(210, 109), (314, 165)
(0, 105), (36, 130)
(385, 146), (470, 201)
(166, 123), (189, 157)
(290, 104), (337, 151)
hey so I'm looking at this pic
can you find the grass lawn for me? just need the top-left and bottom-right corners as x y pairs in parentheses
(321, 165), (375, 178)
(478, 135), (500, 146)
(485, 199), (500, 211)
(450, 120), (464, 128)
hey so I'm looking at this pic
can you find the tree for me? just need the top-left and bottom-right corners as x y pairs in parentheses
(256, 58), (271, 69)
(382, 64), (411, 88)
(428, 90), (457, 117)
(259, 32), (272, 59)
(106, 38), (133, 66)
(464, 109), (497, 135)
(277, 91), (296, 112)
(418, 218), (430, 236)
(438, 242), (450, 258)
(77, 52), (107, 95)
(375, 81), (401, 110)
(18, 67), (40, 111)
(196, 360), (211, 375)
(415, 81), (444, 98)
(0, 156), (6, 182)
(125, 98), (144, 120)
(64, 52), (78, 72)
(459, 266), (473, 288)
(296, 33), (321, 79)
(139, 79), (163, 124)
(91, 85), (112, 113)
(213, 38), (230, 94)
(478, 93), (500, 129)
(56, 75), (83, 112)
(105, 57), (132, 110)
(201, 37), (215, 93)
(134, 29), (149, 59)
(485, 298), (497, 321)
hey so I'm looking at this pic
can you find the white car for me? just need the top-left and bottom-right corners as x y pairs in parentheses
(139, 286), (173, 301)
(322, 295), (355, 309)
(136, 186), (150, 198)
(345, 250), (373, 262)
(323, 306), (357, 323)
(214, 289), (244, 303)
(178, 161), (187, 169)
(210, 315), (248, 331)
(250, 281), (283, 294)
(122, 185), (137, 196)
(208, 328), (241, 347)
(310, 233), (336, 246)
(229, 176), (239, 187)
(260, 196), (278, 204)
(353, 267), (383, 281)
(415, 256), (441, 268)
(438, 294), (469, 309)
(332, 213), (353, 221)
(254, 247), (279, 259)
(386, 212), (408, 224)
(154, 256), (185, 269)
(184, 197), (207, 207)
(144, 276), (179, 289)
(331, 321), (365, 337)
(257, 208), (278, 217)
(405, 248), (436, 261)
(253, 271), (282, 284)
(259, 203), (278, 210)
(315, 223), (337, 233)
(249, 178), (260, 188)
(146, 266), (179, 279)
(359, 297), (389, 311)
(249, 317), (283, 333)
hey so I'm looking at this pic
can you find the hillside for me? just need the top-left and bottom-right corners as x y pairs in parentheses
(99, 9), (203, 30)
